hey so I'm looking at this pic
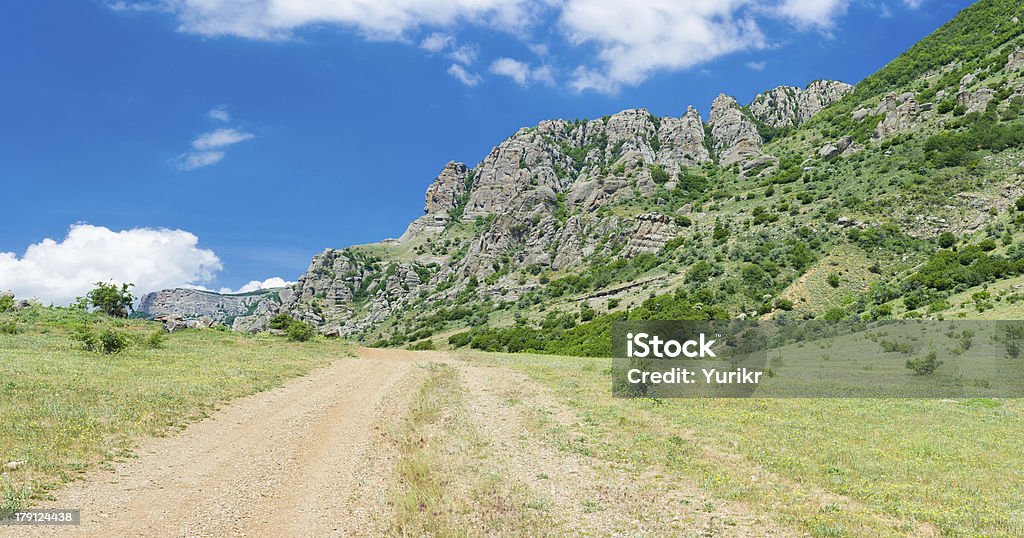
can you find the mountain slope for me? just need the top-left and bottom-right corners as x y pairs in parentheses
(139, 0), (1024, 350)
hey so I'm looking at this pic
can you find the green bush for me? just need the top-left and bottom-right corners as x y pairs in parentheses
(448, 331), (471, 348)
(0, 319), (19, 335)
(906, 351), (942, 375)
(937, 232), (956, 249)
(72, 325), (99, 351)
(826, 273), (841, 288)
(285, 321), (315, 342)
(0, 295), (13, 313)
(409, 339), (435, 351)
(98, 329), (130, 354)
(145, 330), (166, 349)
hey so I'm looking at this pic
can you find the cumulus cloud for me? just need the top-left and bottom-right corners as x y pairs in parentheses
(561, 0), (767, 93)
(144, 0), (538, 40)
(177, 127), (254, 170)
(219, 277), (295, 295)
(0, 224), (222, 305)
(447, 63), (482, 86)
(116, 0), (858, 93)
(489, 57), (554, 86)
(746, 60), (767, 71)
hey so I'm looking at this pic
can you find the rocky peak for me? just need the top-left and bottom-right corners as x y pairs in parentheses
(708, 94), (762, 166)
(657, 106), (709, 167)
(748, 80), (852, 128)
(423, 161), (470, 215)
(604, 109), (658, 164)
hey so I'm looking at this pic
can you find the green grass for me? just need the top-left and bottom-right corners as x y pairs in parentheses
(465, 350), (1024, 537)
(0, 306), (348, 516)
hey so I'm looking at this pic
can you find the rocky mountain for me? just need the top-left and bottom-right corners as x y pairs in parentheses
(141, 0), (1024, 349)
(137, 288), (283, 332)
(749, 80), (853, 128)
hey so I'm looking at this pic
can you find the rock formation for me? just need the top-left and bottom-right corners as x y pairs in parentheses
(708, 94), (762, 166)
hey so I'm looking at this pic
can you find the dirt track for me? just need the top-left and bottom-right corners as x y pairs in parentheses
(4, 348), (791, 537)
(6, 348), (422, 537)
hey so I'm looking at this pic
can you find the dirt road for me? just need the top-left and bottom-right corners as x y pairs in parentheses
(5, 348), (791, 537)
(6, 348), (423, 537)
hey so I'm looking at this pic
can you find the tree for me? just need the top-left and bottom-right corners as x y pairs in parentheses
(86, 282), (134, 318)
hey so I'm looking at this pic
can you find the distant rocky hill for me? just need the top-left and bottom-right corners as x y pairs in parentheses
(137, 288), (283, 331)
(143, 0), (1024, 348)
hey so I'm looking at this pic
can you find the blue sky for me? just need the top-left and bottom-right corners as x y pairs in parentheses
(0, 0), (974, 303)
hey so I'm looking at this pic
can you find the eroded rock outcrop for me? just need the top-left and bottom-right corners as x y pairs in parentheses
(749, 80), (852, 128)
(709, 94), (762, 166)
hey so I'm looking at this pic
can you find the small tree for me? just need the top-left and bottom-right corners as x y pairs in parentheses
(86, 282), (134, 318)
(906, 351), (943, 375)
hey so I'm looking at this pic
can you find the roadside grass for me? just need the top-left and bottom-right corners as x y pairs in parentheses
(0, 306), (346, 516)
(389, 362), (556, 536)
(465, 351), (1024, 537)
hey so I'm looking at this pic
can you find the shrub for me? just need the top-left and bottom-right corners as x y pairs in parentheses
(0, 319), (19, 335)
(821, 307), (846, 321)
(286, 321), (316, 342)
(98, 329), (130, 354)
(72, 325), (99, 351)
(880, 339), (915, 355)
(607, 298), (620, 309)
(0, 295), (13, 313)
(826, 273), (841, 288)
(937, 232), (956, 249)
(145, 329), (166, 349)
(674, 215), (692, 227)
(409, 339), (435, 351)
(85, 282), (134, 318)
(906, 351), (942, 375)
(448, 331), (471, 348)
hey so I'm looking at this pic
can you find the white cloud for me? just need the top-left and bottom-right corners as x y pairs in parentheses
(420, 32), (452, 52)
(903, 0), (923, 8)
(448, 44), (479, 65)
(177, 127), (254, 170)
(489, 57), (553, 87)
(117, 0), (858, 93)
(0, 224), (222, 305)
(560, 0), (767, 93)
(191, 127), (254, 150)
(746, 60), (767, 71)
(143, 0), (539, 40)
(178, 150), (226, 170)
(447, 63), (482, 86)
(774, 0), (849, 29)
(219, 277), (295, 295)
(208, 106), (231, 122)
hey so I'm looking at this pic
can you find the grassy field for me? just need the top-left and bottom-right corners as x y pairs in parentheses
(465, 350), (1024, 537)
(0, 307), (351, 515)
